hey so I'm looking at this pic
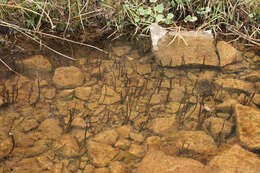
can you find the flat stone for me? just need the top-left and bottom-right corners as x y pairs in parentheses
(170, 130), (217, 154)
(87, 140), (119, 167)
(253, 93), (260, 105)
(241, 70), (260, 82)
(215, 78), (254, 93)
(234, 104), (260, 150)
(94, 167), (110, 173)
(129, 132), (145, 143)
(99, 86), (121, 104)
(116, 125), (131, 139)
(149, 117), (177, 135)
(13, 139), (49, 158)
(203, 117), (233, 140)
(38, 118), (62, 139)
(109, 161), (125, 173)
(136, 64), (151, 75)
(137, 150), (216, 173)
(209, 144), (260, 173)
(42, 87), (56, 99)
(15, 55), (52, 74)
(53, 66), (84, 89)
(75, 87), (92, 101)
(151, 24), (219, 67)
(93, 129), (118, 145)
(0, 131), (13, 159)
(112, 45), (131, 57)
(52, 134), (80, 157)
(128, 144), (146, 157)
(19, 118), (39, 132)
(215, 99), (239, 113)
(114, 138), (131, 150)
(217, 41), (242, 66)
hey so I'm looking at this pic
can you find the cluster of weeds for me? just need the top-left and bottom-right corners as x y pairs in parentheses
(0, 0), (258, 45)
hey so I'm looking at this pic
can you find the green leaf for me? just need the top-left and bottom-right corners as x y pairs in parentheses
(154, 4), (164, 13)
(166, 13), (174, 24)
(156, 14), (165, 23)
(138, 6), (145, 16)
(145, 7), (152, 16)
(184, 15), (198, 22)
(171, 1), (176, 7)
(167, 13), (174, 19)
(134, 17), (140, 23)
(150, 0), (157, 3)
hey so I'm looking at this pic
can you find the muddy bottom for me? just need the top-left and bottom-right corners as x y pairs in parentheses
(0, 38), (260, 173)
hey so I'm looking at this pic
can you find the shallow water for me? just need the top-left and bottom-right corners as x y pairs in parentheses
(0, 38), (259, 172)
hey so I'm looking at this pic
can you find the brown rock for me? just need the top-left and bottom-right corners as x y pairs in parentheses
(57, 89), (74, 100)
(149, 117), (177, 135)
(0, 131), (13, 159)
(53, 134), (80, 157)
(87, 140), (119, 167)
(99, 86), (121, 104)
(116, 125), (131, 139)
(42, 87), (56, 99)
(209, 144), (260, 173)
(215, 78), (254, 93)
(19, 117), (39, 132)
(14, 131), (34, 147)
(75, 86), (92, 101)
(109, 161), (125, 173)
(154, 31), (219, 67)
(11, 158), (42, 173)
(38, 118), (62, 139)
(13, 139), (49, 157)
(129, 144), (146, 157)
(129, 132), (145, 143)
(234, 104), (260, 150)
(15, 55), (52, 74)
(241, 70), (260, 82)
(94, 167), (110, 173)
(203, 117), (233, 140)
(170, 130), (217, 154)
(137, 150), (215, 173)
(83, 164), (95, 173)
(114, 138), (131, 150)
(215, 99), (239, 113)
(53, 66), (84, 89)
(217, 41), (242, 66)
(253, 93), (260, 105)
(136, 64), (151, 75)
(93, 129), (118, 145)
(112, 45), (131, 57)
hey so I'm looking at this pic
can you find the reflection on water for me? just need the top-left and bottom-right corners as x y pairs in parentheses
(0, 39), (260, 173)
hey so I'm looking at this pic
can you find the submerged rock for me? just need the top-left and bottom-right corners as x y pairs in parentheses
(137, 150), (217, 173)
(217, 41), (242, 66)
(53, 66), (84, 89)
(15, 55), (52, 76)
(209, 144), (260, 173)
(150, 23), (243, 68)
(150, 23), (219, 67)
(234, 104), (260, 150)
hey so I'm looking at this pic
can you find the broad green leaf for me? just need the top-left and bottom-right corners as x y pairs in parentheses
(138, 6), (145, 16)
(184, 15), (198, 22)
(156, 14), (165, 23)
(150, 0), (157, 3)
(171, 0), (176, 7)
(167, 13), (174, 19)
(154, 4), (164, 13)
(145, 7), (152, 16)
